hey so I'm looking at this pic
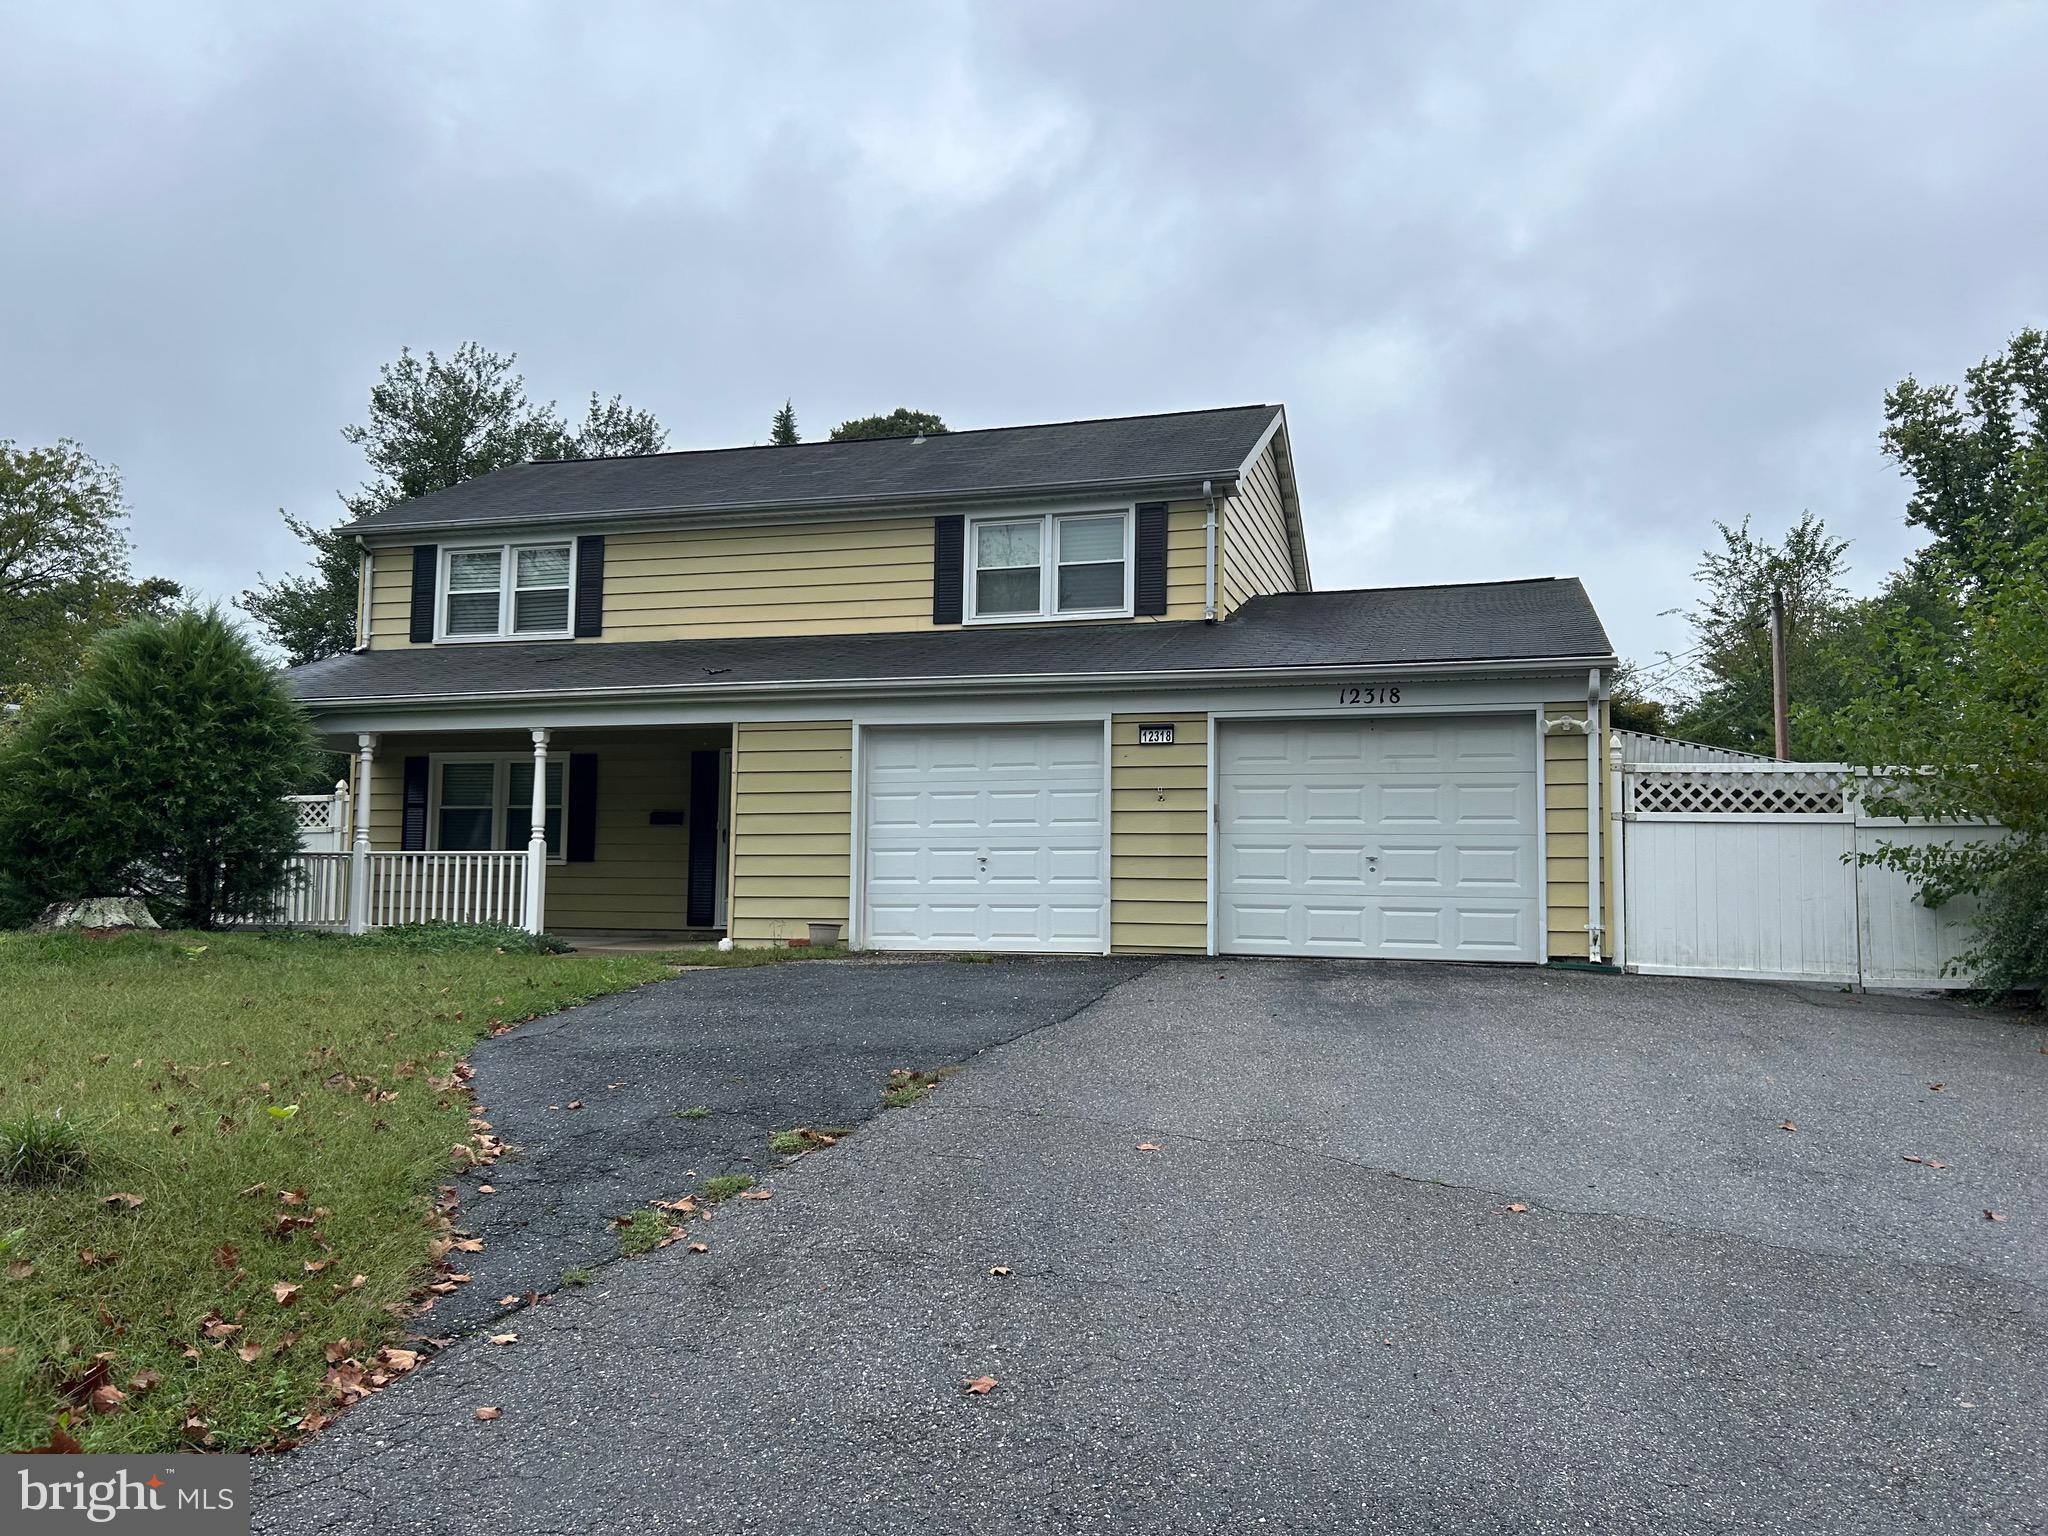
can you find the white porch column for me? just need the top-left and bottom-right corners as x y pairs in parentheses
(347, 733), (377, 935)
(525, 728), (550, 934)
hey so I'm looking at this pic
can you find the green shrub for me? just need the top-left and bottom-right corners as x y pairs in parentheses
(0, 608), (316, 929)
(0, 1109), (92, 1185)
(1966, 849), (2048, 999)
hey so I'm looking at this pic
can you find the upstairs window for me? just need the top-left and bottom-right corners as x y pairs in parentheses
(967, 509), (1131, 622)
(440, 542), (574, 639)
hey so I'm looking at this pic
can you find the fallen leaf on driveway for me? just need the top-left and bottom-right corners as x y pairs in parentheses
(989, 1266), (1012, 1277)
(1927, 1160), (1948, 1169)
(737, 1189), (772, 1201)
(1504, 1203), (1530, 1214)
(1780, 1121), (1798, 1132)
(1929, 1083), (1945, 1092)
(477, 1184), (496, 1194)
(963, 1375), (998, 1395)
(566, 1101), (583, 1111)
(489, 1332), (517, 1346)
(688, 1242), (709, 1253)
(1136, 1143), (1161, 1153)
(474, 1406), (501, 1421)
(499, 1294), (520, 1306)
(1984, 1210), (2007, 1222)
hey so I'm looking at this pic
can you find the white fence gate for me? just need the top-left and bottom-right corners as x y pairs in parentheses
(1615, 757), (1995, 989)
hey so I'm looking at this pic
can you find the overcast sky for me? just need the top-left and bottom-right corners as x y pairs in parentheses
(3, 2), (2044, 674)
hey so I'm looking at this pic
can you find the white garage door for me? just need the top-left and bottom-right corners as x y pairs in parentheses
(1218, 715), (1540, 962)
(863, 725), (1107, 952)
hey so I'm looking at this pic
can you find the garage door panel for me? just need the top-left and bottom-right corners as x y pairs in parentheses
(1219, 716), (1540, 963)
(864, 725), (1106, 953)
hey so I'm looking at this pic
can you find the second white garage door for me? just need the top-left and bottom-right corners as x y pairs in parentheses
(863, 724), (1107, 952)
(1218, 715), (1541, 962)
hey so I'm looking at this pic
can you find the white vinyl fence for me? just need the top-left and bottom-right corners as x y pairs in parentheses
(1615, 756), (1995, 989)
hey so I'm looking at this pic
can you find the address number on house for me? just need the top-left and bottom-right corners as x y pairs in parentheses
(1336, 685), (1403, 705)
(1136, 723), (1177, 745)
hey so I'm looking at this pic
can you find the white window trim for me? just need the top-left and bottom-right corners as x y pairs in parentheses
(427, 752), (570, 863)
(962, 506), (1135, 624)
(435, 539), (578, 643)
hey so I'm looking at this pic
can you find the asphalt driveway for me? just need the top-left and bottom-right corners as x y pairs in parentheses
(256, 958), (2047, 1535)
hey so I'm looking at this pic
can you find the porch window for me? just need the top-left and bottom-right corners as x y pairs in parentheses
(967, 510), (1131, 621)
(440, 543), (574, 639)
(432, 756), (565, 859)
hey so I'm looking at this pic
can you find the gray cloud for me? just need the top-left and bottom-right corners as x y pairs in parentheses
(2, 0), (2043, 671)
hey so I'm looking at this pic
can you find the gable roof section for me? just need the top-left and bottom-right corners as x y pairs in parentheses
(341, 404), (1286, 536)
(285, 577), (1614, 706)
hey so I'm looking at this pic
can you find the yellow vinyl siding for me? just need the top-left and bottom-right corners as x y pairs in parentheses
(365, 548), (420, 651)
(728, 720), (851, 945)
(1219, 442), (1296, 613)
(1541, 702), (1611, 959)
(362, 500), (1215, 647)
(1109, 713), (1209, 953)
(357, 730), (707, 930)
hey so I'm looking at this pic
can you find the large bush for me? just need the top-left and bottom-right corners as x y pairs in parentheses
(0, 608), (317, 928)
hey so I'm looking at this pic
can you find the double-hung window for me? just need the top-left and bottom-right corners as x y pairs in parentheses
(441, 542), (574, 639)
(433, 757), (565, 859)
(967, 510), (1131, 621)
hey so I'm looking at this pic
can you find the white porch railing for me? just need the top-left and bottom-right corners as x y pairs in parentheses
(267, 850), (531, 932)
(361, 851), (530, 930)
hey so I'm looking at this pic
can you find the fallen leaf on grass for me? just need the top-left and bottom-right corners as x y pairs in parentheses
(30, 1417), (85, 1454)
(323, 1340), (352, 1363)
(963, 1375), (998, 1395)
(128, 1371), (158, 1395)
(88, 1384), (126, 1414)
(237, 1343), (263, 1364)
(272, 1282), (301, 1306)
(489, 1333), (517, 1346)
(303, 1258), (332, 1274)
(5, 1261), (32, 1280)
(474, 1406), (501, 1421)
(278, 1189), (307, 1207)
(101, 1192), (144, 1209)
(199, 1317), (240, 1341)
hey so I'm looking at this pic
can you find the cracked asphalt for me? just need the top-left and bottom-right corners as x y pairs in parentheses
(254, 958), (2047, 1534)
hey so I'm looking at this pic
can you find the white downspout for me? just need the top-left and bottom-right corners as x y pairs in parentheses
(1585, 667), (1605, 964)
(1202, 479), (1218, 623)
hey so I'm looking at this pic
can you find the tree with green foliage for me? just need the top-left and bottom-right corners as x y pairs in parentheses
(829, 408), (948, 442)
(0, 608), (318, 929)
(240, 344), (667, 664)
(1606, 660), (1672, 736)
(769, 400), (801, 446)
(1882, 327), (2047, 584)
(0, 439), (181, 706)
(1828, 538), (2047, 995)
(1663, 511), (1854, 756)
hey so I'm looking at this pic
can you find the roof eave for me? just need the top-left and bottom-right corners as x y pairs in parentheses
(337, 469), (1250, 540)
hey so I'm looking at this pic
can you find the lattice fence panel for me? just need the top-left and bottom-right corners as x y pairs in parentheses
(1627, 768), (1846, 817)
(289, 796), (338, 834)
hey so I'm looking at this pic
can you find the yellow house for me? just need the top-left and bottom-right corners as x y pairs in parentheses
(286, 405), (1619, 964)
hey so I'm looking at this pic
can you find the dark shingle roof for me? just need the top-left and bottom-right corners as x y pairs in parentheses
(285, 579), (1613, 707)
(341, 405), (1284, 534)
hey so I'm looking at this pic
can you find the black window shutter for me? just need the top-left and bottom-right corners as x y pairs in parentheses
(566, 753), (599, 863)
(573, 536), (605, 637)
(685, 749), (721, 928)
(401, 756), (430, 850)
(932, 515), (965, 624)
(1134, 503), (1168, 615)
(408, 546), (437, 642)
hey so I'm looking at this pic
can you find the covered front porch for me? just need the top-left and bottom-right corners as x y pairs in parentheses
(291, 723), (735, 940)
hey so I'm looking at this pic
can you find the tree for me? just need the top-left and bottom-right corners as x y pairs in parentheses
(829, 408), (948, 442)
(0, 439), (181, 706)
(1882, 328), (2048, 583)
(1664, 512), (1854, 756)
(769, 400), (801, 446)
(1828, 539), (2048, 995)
(1607, 660), (1672, 736)
(0, 608), (317, 929)
(240, 345), (668, 664)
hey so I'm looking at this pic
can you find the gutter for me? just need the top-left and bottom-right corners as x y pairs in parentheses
(338, 470), (1249, 540)
(1202, 479), (1218, 622)
(292, 652), (1623, 713)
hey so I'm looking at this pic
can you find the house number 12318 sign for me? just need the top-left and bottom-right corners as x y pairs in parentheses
(1136, 723), (1176, 745)
(1337, 685), (1402, 705)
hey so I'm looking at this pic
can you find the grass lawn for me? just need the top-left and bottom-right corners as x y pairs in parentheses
(0, 929), (675, 1453)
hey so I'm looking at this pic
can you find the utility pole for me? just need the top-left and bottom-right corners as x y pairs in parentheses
(1768, 588), (1791, 760)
